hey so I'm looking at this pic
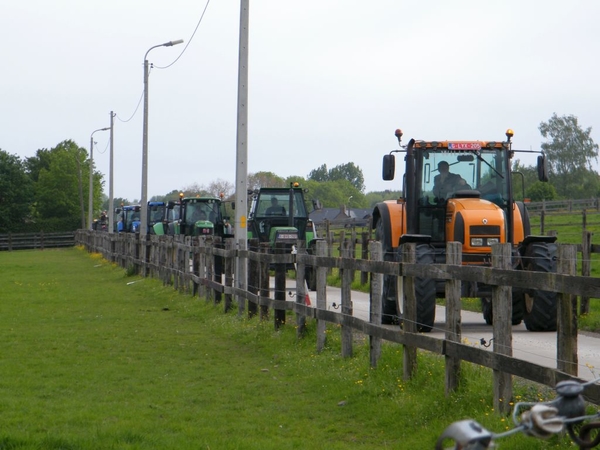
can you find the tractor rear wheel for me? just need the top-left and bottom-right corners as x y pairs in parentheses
(522, 242), (557, 331)
(481, 295), (524, 326)
(481, 297), (493, 325)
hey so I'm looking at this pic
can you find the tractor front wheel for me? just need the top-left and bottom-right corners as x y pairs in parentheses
(375, 218), (399, 324)
(397, 243), (436, 332)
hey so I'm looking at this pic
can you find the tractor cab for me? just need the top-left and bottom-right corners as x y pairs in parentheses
(247, 184), (317, 249)
(154, 194), (233, 238)
(381, 130), (549, 260)
(115, 205), (141, 233)
(147, 201), (167, 234)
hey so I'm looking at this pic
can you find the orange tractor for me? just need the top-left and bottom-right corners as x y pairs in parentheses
(372, 129), (556, 332)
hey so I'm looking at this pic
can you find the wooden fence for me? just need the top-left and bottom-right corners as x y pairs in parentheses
(0, 231), (76, 251)
(526, 198), (600, 214)
(75, 230), (600, 412)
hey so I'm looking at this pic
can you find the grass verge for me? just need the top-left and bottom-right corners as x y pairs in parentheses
(0, 248), (578, 449)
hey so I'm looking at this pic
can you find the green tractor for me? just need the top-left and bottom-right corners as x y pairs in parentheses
(247, 183), (319, 290)
(153, 194), (234, 238)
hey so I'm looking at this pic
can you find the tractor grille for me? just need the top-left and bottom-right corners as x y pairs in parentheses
(470, 225), (500, 236)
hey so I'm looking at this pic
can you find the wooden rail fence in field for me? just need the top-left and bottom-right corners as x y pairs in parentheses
(0, 231), (76, 251)
(76, 230), (600, 411)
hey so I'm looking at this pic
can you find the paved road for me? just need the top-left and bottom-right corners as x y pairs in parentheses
(292, 283), (600, 381)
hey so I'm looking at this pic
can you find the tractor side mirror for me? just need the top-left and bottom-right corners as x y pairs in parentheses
(312, 199), (322, 211)
(537, 154), (549, 182)
(167, 201), (175, 209)
(382, 154), (395, 180)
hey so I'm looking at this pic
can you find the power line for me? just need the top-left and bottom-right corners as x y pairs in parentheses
(154, 0), (211, 70)
(116, 88), (144, 123)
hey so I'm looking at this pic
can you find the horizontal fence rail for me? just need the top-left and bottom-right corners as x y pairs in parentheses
(75, 230), (600, 411)
(526, 198), (600, 213)
(0, 232), (76, 251)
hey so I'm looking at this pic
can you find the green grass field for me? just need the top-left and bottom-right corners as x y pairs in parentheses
(0, 248), (583, 449)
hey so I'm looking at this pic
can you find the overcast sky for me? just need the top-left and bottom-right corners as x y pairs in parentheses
(2, 1), (599, 201)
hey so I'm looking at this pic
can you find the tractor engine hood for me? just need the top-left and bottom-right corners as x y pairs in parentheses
(194, 220), (215, 236)
(446, 197), (507, 256)
(269, 226), (299, 246)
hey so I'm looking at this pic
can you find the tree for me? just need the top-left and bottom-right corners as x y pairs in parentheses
(526, 181), (557, 202)
(307, 164), (328, 182)
(329, 163), (365, 192)
(511, 159), (539, 201)
(539, 113), (600, 198)
(303, 179), (366, 209)
(0, 149), (33, 232)
(206, 179), (234, 198)
(248, 171), (285, 190)
(28, 140), (103, 226)
(307, 162), (365, 192)
(179, 182), (208, 197)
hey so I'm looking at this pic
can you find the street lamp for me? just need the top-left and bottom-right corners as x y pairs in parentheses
(89, 127), (110, 230)
(140, 39), (184, 237)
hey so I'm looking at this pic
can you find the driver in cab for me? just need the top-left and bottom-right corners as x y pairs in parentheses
(265, 197), (286, 216)
(433, 161), (467, 201)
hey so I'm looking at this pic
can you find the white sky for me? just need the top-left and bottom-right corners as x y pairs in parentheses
(2, 0), (599, 201)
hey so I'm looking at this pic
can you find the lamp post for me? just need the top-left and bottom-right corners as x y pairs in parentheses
(140, 39), (183, 237)
(108, 111), (115, 234)
(89, 127), (110, 230)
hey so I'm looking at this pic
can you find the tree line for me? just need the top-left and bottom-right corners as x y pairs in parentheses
(1, 113), (598, 233)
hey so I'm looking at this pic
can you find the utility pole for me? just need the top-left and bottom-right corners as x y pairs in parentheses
(234, 0), (249, 312)
(89, 127), (109, 229)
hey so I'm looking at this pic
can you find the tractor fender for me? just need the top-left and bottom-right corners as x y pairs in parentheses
(373, 200), (406, 251)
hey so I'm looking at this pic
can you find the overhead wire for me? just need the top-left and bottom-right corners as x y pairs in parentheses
(113, 0), (209, 123)
(154, 0), (210, 70)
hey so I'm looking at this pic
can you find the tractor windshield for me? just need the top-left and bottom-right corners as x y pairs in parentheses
(254, 191), (307, 218)
(149, 204), (166, 225)
(184, 199), (221, 226)
(420, 149), (509, 206)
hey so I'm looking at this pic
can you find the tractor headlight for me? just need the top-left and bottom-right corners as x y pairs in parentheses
(487, 238), (499, 245)
(471, 238), (484, 246)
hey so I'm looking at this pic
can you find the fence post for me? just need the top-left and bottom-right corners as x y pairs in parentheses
(259, 243), (270, 320)
(295, 240), (307, 337)
(192, 238), (200, 297)
(248, 238), (259, 318)
(401, 242), (417, 380)
(360, 232), (369, 285)
(341, 239), (353, 358)
(369, 240), (382, 367)
(580, 231), (592, 315)
(274, 242), (286, 329)
(326, 231), (334, 276)
(557, 244), (578, 376)
(237, 238), (247, 317)
(224, 238), (235, 313)
(316, 239), (328, 352)
(173, 238), (181, 291)
(445, 242), (462, 395)
(492, 243), (512, 414)
(583, 209), (587, 231)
